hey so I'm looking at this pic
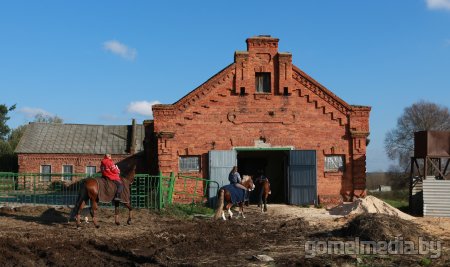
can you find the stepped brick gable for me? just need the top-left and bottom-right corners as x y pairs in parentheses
(149, 36), (370, 204)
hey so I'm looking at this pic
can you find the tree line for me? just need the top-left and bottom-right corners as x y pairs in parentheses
(0, 104), (62, 172)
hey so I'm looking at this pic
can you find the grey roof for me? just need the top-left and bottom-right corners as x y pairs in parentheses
(15, 123), (145, 155)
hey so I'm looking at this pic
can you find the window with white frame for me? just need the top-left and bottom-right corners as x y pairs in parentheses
(324, 155), (345, 172)
(255, 72), (271, 93)
(179, 156), (200, 172)
(40, 165), (51, 182)
(62, 165), (73, 181)
(86, 166), (96, 177)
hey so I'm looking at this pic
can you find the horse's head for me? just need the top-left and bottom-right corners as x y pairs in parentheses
(241, 175), (255, 191)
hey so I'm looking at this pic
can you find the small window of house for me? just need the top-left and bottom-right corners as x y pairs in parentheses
(255, 72), (271, 93)
(324, 155), (345, 172)
(63, 165), (73, 181)
(86, 166), (97, 177)
(41, 165), (52, 182)
(179, 156), (200, 172)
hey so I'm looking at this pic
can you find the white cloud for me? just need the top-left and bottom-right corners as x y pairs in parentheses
(426, 0), (450, 10)
(18, 107), (53, 118)
(126, 100), (161, 117)
(103, 40), (137, 60)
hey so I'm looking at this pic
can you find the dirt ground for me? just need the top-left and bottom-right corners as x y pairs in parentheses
(0, 204), (449, 266)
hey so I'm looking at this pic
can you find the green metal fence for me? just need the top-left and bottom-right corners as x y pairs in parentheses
(0, 172), (175, 209)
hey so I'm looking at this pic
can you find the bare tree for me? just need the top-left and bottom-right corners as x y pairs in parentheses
(384, 100), (450, 169)
(34, 113), (63, 123)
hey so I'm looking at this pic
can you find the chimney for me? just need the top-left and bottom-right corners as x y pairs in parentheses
(246, 35), (279, 55)
(130, 118), (137, 154)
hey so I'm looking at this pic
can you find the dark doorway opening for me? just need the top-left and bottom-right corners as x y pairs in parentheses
(237, 150), (288, 203)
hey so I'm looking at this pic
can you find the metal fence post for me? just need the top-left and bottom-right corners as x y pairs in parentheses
(168, 172), (175, 205)
(158, 171), (163, 210)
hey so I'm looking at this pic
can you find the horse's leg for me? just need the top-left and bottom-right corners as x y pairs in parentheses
(76, 201), (85, 228)
(226, 204), (233, 219)
(259, 187), (264, 212)
(123, 202), (133, 225)
(263, 194), (268, 212)
(114, 201), (120, 226)
(221, 209), (226, 221)
(240, 203), (246, 219)
(91, 200), (99, 228)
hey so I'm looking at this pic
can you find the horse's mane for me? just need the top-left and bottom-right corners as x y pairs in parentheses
(242, 175), (252, 182)
(122, 165), (137, 182)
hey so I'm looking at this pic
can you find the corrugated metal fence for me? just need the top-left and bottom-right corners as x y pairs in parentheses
(0, 172), (175, 210)
(423, 179), (450, 217)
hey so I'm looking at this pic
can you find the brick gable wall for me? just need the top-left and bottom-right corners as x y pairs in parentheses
(152, 36), (371, 204)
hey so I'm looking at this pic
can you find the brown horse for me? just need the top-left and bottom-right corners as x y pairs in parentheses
(254, 177), (271, 212)
(214, 175), (255, 220)
(69, 166), (136, 228)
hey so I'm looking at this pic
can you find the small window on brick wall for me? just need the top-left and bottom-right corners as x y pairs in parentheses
(324, 155), (345, 172)
(40, 165), (51, 182)
(86, 166), (96, 177)
(255, 72), (271, 93)
(179, 156), (200, 172)
(62, 165), (73, 181)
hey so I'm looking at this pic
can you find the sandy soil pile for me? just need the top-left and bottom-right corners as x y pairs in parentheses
(338, 213), (431, 242)
(329, 195), (415, 220)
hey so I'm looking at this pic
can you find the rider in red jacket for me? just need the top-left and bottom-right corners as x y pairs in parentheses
(101, 154), (123, 201)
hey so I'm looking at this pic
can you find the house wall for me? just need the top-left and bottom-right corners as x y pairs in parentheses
(151, 36), (370, 204)
(17, 153), (129, 181)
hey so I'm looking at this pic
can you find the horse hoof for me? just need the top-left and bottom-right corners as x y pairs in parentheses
(95, 224), (100, 229)
(127, 219), (131, 225)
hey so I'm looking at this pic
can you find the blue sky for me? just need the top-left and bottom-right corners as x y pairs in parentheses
(1, 1), (450, 172)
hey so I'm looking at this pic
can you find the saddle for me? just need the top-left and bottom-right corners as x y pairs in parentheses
(223, 184), (246, 204)
(95, 177), (130, 203)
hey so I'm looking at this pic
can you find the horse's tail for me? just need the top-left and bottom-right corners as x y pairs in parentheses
(69, 180), (87, 221)
(213, 189), (224, 220)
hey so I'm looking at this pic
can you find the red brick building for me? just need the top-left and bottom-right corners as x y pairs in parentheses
(15, 120), (145, 181)
(148, 36), (370, 205)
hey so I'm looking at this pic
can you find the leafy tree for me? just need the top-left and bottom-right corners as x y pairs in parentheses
(0, 108), (63, 172)
(34, 113), (63, 123)
(0, 104), (16, 140)
(8, 125), (27, 151)
(385, 100), (450, 169)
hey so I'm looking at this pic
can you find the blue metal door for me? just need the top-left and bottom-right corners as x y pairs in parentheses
(288, 150), (317, 205)
(208, 150), (237, 207)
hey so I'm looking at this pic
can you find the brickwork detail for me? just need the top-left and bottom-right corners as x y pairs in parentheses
(151, 36), (371, 204)
(18, 153), (130, 182)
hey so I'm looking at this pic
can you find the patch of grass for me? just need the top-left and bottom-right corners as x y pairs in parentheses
(160, 203), (214, 218)
(419, 257), (432, 266)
